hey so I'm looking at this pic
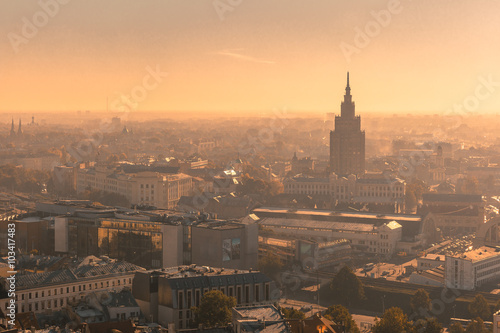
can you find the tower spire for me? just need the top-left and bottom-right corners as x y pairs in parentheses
(345, 71), (351, 96)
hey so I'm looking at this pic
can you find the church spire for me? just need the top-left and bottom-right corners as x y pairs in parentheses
(10, 118), (15, 137)
(18, 118), (23, 137)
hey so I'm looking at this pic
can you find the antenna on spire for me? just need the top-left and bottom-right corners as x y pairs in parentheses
(347, 71), (350, 88)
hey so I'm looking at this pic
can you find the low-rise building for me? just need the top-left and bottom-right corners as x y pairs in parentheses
(76, 166), (193, 209)
(283, 173), (405, 212)
(258, 235), (352, 270)
(132, 265), (277, 329)
(253, 207), (427, 256)
(419, 193), (485, 235)
(0, 256), (145, 315)
(445, 246), (500, 290)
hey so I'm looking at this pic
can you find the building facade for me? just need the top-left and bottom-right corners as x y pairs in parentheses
(0, 257), (144, 315)
(419, 193), (485, 235)
(444, 246), (500, 290)
(283, 174), (405, 209)
(330, 73), (365, 176)
(76, 166), (193, 209)
(132, 266), (277, 329)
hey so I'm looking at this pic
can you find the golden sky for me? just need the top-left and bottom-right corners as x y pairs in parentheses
(1, 0), (500, 114)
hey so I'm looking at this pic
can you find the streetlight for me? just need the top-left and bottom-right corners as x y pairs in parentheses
(382, 295), (386, 314)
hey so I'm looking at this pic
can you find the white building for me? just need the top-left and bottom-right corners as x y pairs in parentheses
(283, 173), (405, 206)
(0, 257), (145, 315)
(445, 246), (500, 290)
(76, 167), (193, 209)
(258, 217), (403, 256)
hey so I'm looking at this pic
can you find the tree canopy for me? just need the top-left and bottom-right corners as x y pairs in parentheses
(258, 252), (283, 280)
(281, 307), (306, 320)
(411, 289), (431, 316)
(330, 266), (365, 306)
(448, 322), (465, 333)
(324, 305), (359, 333)
(192, 290), (236, 328)
(372, 307), (413, 333)
(468, 295), (491, 321)
(413, 317), (443, 333)
(465, 318), (489, 333)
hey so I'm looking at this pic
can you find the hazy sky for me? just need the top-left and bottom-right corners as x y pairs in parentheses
(1, 0), (500, 114)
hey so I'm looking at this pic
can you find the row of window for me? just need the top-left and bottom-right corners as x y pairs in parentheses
(176, 283), (271, 310)
(16, 277), (132, 302)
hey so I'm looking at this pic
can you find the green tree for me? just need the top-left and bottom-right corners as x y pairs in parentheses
(372, 307), (412, 333)
(192, 290), (236, 328)
(448, 322), (465, 333)
(413, 317), (443, 333)
(411, 289), (431, 316)
(258, 252), (283, 280)
(281, 307), (306, 320)
(324, 305), (360, 333)
(465, 318), (489, 333)
(468, 295), (491, 321)
(330, 266), (365, 306)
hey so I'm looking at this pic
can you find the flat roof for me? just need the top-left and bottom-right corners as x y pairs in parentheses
(259, 217), (376, 233)
(451, 246), (500, 262)
(253, 207), (422, 222)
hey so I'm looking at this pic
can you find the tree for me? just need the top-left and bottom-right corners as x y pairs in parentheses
(448, 322), (465, 333)
(413, 317), (443, 333)
(468, 295), (491, 321)
(330, 266), (365, 306)
(405, 190), (417, 212)
(411, 289), (431, 316)
(406, 179), (429, 201)
(494, 299), (500, 313)
(258, 252), (283, 280)
(372, 307), (413, 333)
(324, 305), (360, 333)
(462, 176), (479, 194)
(192, 290), (236, 328)
(281, 307), (306, 320)
(465, 318), (489, 333)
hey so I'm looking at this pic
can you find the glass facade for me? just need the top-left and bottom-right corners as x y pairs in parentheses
(69, 218), (163, 269)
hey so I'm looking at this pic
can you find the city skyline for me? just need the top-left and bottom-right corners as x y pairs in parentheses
(1, 0), (500, 114)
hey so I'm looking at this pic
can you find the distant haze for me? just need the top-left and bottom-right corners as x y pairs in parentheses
(1, 0), (500, 114)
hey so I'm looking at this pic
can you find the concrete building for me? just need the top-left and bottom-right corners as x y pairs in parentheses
(419, 193), (485, 235)
(253, 207), (427, 256)
(258, 235), (352, 270)
(445, 246), (500, 290)
(259, 217), (402, 257)
(76, 166), (193, 209)
(132, 265), (277, 329)
(53, 207), (259, 270)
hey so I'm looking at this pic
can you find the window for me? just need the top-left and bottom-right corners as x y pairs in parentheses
(195, 290), (200, 307)
(245, 285), (250, 303)
(178, 291), (184, 309)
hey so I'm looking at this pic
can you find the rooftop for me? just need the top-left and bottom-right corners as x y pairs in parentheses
(451, 246), (500, 263)
(422, 193), (484, 203)
(259, 217), (376, 233)
(253, 207), (422, 222)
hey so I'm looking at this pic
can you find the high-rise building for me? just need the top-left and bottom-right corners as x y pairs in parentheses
(330, 73), (365, 176)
